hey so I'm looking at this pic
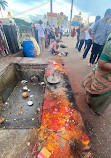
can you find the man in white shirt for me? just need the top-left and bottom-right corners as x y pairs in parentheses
(60, 26), (63, 39)
(38, 20), (45, 52)
(84, 30), (91, 50)
(46, 22), (51, 45)
(83, 16), (101, 59)
(52, 25), (55, 39)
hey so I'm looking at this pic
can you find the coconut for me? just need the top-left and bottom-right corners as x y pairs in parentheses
(0, 117), (5, 124)
(22, 92), (29, 98)
(22, 86), (28, 91)
(21, 80), (27, 85)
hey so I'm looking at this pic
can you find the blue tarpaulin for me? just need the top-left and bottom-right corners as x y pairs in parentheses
(71, 21), (80, 26)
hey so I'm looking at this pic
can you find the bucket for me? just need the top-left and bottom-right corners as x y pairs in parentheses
(23, 41), (35, 57)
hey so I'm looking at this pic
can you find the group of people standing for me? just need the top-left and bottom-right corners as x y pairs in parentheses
(80, 9), (111, 115)
(34, 10), (111, 116)
(37, 20), (63, 53)
(76, 10), (111, 68)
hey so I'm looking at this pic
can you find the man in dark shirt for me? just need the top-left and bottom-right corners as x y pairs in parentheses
(75, 24), (80, 49)
(89, 9), (111, 66)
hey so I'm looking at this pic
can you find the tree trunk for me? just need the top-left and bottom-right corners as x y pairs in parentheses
(0, 9), (3, 18)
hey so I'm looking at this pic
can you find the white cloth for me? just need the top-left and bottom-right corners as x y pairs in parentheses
(85, 23), (95, 40)
(38, 25), (45, 38)
(85, 31), (92, 40)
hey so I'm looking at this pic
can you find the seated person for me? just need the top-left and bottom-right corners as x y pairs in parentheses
(50, 38), (68, 57)
(50, 38), (60, 55)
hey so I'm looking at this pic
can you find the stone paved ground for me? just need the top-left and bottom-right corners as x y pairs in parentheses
(0, 129), (36, 158)
(0, 36), (111, 158)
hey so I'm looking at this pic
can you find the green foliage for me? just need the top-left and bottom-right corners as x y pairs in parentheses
(14, 18), (32, 32)
(0, 0), (8, 10)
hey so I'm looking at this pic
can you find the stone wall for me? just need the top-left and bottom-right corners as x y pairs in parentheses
(0, 64), (18, 103)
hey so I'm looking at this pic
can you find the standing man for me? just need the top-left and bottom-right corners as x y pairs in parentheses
(83, 16), (101, 59)
(52, 25), (55, 40)
(34, 26), (39, 43)
(38, 20), (45, 53)
(89, 9), (111, 66)
(46, 22), (51, 45)
(60, 26), (63, 39)
(78, 24), (86, 52)
(75, 24), (81, 49)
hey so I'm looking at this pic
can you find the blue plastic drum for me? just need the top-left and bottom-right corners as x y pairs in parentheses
(23, 41), (35, 57)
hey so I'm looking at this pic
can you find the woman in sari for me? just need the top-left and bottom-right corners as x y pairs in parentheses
(83, 33), (111, 115)
(71, 27), (76, 37)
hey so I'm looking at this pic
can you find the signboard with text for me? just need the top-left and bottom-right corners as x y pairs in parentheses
(47, 12), (57, 28)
